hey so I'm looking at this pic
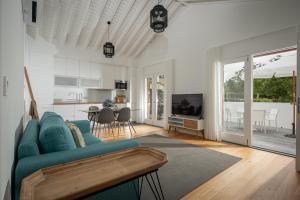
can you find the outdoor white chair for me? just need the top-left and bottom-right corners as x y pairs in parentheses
(225, 108), (243, 128)
(253, 110), (266, 133)
(265, 108), (279, 132)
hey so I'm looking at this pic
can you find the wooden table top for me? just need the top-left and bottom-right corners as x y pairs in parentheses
(21, 147), (167, 200)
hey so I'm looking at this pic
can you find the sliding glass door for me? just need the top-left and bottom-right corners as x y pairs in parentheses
(222, 57), (251, 145)
(221, 48), (297, 156)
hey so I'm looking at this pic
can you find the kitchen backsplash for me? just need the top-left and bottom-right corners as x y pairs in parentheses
(54, 87), (113, 102)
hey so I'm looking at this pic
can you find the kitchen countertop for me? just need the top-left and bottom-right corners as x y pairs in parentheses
(52, 100), (128, 105)
(53, 100), (103, 105)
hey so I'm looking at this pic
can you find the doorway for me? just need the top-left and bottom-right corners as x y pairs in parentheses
(144, 73), (166, 127)
(251, 48), (297, 155)
(221, 47), (297, 156)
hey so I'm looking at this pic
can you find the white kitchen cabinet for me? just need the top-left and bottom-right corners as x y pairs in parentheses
(54, 57), (67, 75)
(53, 105), (75, 121)
(101, 65), (115, 89)
(79, 78), (101, 88)
(90, 63), (101, 79)
(79, 61), (90, 78)
(66, 59), (80, 77)
(114, 66), (127, 81)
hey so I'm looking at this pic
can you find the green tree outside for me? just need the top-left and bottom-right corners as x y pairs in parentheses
(224, 70), (293, 103)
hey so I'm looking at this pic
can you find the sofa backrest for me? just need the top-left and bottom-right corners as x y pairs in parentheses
(39, 112), (76, 153)
(18, 119), (40, 160)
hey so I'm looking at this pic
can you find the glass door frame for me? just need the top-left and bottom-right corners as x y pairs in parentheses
(144, 72), (166, 127)
(221, 56), (252, 146)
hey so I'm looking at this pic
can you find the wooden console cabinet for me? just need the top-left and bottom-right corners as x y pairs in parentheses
(168, 116), (204, 137)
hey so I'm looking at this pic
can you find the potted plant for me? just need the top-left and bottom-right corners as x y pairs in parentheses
(103, 99), (116, 109)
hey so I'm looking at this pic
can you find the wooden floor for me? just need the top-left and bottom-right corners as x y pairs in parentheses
(94, 124), (300, 200)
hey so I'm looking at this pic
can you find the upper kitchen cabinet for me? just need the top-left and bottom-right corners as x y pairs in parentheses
(90, 63), (101, 79)
(79, 61), (90, 78)
(101, 65), (115, 89)
(66, 59), (80, 77)
(79, 61), (101, 79)
(54, 57), (67, 76)
(55, 57), (79, 77)
(114, 66), (128, 81)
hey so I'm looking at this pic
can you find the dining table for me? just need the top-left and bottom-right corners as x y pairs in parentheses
(80, 108), (141, 114)
(81, 108), (141, 133)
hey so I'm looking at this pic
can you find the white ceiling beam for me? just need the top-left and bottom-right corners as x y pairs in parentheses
(99, 0), (136, 47)
(76, 0), (107, 48)
(87, 0), (122, 49)
(132, 2), (183, 57)
(125, 25), (151, 56)
(47, 1), (69, 43)
(97, 0), (136, 51)
(113, 0), (148, 51)
(64, 0), (92, 47)
(117, 0), (156, 54)
(54, 0), (74, 45)
(119, 0), (174, 55)
(41, 0), (60, 42)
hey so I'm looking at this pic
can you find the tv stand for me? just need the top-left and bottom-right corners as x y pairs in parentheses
(168, 116), (204, 137)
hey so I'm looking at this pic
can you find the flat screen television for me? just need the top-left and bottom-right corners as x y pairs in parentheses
(172, 94), (203, 119)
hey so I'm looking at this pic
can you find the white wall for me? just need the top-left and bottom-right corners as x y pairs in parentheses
(0, 0), (25, 199)
(137, 0), (300, 129)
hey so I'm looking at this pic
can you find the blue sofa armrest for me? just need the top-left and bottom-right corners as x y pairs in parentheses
(15, 139), (139, 200)
(70, 120), (91, 134)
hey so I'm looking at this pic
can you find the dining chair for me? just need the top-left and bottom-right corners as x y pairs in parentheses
(226, 108), (243, 129)
(95, 108), (115, 137)
(116, 107), (136, 137)
(88, 106), (99, 133)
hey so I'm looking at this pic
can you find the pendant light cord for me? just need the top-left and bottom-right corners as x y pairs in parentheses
(107, 21), (110, 42)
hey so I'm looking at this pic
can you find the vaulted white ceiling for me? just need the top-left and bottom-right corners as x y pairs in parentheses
(36, 0), (183, 57)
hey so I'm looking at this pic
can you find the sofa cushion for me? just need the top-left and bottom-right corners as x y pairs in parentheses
(39, 112), (76, 153)
(83, 133), (102, 145)
(40, 111), (63, 126)
(66, 122), (86, 148)
(18, 119), (40, 159)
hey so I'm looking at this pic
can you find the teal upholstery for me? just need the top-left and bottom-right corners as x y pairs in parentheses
(70, 120), (91, 134)
(83, 133), (102, 145)
(18, 120), (40, 159)
(70, 120), (102, 145)
(39, 112), (76, 153)
(15, 112), (140, 200)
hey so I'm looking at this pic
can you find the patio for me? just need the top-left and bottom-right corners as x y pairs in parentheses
(224, 121), (296, 155)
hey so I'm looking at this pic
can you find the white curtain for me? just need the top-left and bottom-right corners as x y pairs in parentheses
(205, 47), (222, 141)
(136, 67), (145, 123)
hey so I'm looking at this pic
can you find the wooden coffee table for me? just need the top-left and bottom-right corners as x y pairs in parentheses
(21, 147), (168, 200)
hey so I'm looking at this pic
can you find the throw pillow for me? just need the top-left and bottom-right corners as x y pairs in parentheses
(66, 121), (86, 148)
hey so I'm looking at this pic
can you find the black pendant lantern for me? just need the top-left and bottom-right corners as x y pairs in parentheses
(103, 21), (114, 58)
(150, 0), (168, 33)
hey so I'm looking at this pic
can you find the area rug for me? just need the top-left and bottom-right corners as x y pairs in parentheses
(135, 134), (241, 200)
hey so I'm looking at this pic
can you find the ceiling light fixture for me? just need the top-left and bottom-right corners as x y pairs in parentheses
(103, 21), (114, 58)
(150, 0), (168, 33)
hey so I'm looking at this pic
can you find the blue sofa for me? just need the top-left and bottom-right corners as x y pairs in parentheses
(15, 112), (139, 200)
